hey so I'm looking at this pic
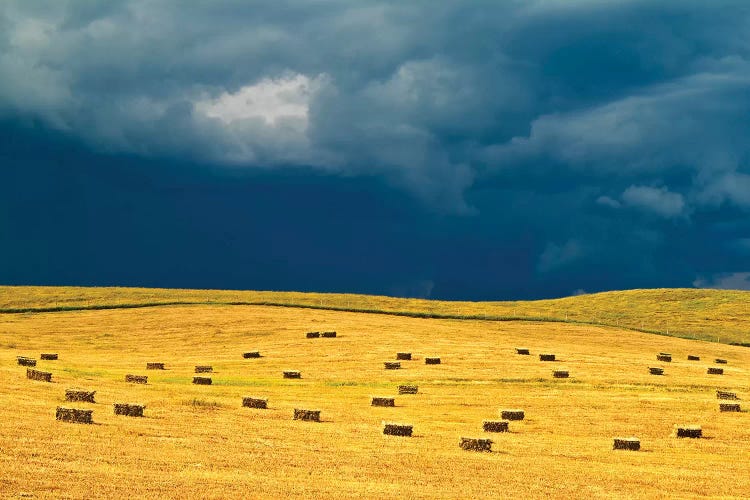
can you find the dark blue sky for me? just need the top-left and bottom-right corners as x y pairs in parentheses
(2, 1), (750, 299)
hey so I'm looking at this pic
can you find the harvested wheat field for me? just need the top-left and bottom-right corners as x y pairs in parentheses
(1, 287), (750, 498)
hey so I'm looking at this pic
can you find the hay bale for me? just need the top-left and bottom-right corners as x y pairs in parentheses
(125, 374), (148, 384)
(293, 409), (321, 422)
(194, 365), (213, 373)
(384, 362), (401, 370)
(553, 370), (569, 378)
(65, 389), (96, 403)
(383, 423), (412, 436)
(396, 352), (412, 360)
(649, 367), (664, 375)
(113, 403), (145, 417)
(425, 357), (441, 365)
(398, 385), (418, 395)
(674, 425), (702, 438)
(515, 348), (530, 355)
(26, 368), (52, 382)
(242, 397), (268, 409)
(306, 331), (320, 338)
(321, 331), (337, 338)
(193, 376), (212, 385)
(17, 356), (36, 367)
(146, 362), (165, 370)
(283, 370), (301, 379)
(371, 397), (395, 407)
(459, 437), (493, 452)
(707, 367), (724, 375)
(715, 358), (728, 364)
(719, 403), (741, 412)
(613, 437), (640, 451)
(716, 390), (738, 400)
(539, 354), (555, 362)
(656, 354), (672, 362)
(500, 409), (525, 421)
(55, 407), (93, 424)
(687, 355), (700, 361)
(243, 351), (261, 358)
(482, 420), (509, 432)
(40, 353), (58, 360)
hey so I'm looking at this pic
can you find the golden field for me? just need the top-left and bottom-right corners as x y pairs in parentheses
(1, 287), (749, 498)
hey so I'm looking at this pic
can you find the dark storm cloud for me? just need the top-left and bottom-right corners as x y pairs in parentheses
(1, 0), (749, 297)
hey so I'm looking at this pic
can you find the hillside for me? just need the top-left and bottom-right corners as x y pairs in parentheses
(1, 286), (749, 345)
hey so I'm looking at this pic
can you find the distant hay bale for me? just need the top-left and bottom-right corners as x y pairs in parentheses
(707, 367), (724, 375)
(113, 403), (144, 417)
(56, 407), (92, 424)
(613, 437), (640, 451)
(27, 368), (52, 382)
(674, 425), (702, 438)
(371, 397), (395, 407)
(500, 409), (524, 421)
(539, 354), (555, 362)
(40, 353), (58, 360)
(552, 370), (569, 378)
(398, 385), (418, 394)
(383, 422), (412, 436)
(425, 357), (441, 365)
(242, 397), (268, 409)
(459, 437), (493, 452)
(17, 356), (36, 367)
(715, 358), (728, 364)
(293, 409), (321, 422)
(193, 376), (212, 385)
(656, 354), (672, 362)
(384, 362), (401, 370)
(396, 352), (412, 360)
(482, 420), (509, 432)
(716, 390), (738, 400)
(146, 362), (165, 370)
(649, 367), (664, 375)
(719, 403), (741, 412)
(306, 332), (320, 338)
(65, 389), (96, 403)
(243, 351), (261, 359)
(321, 331), (337, 338)
(194, 365), (213, 373)
(515, 348), (530, 355)
(283, 370), (301, 379)
(687, 355), (700, 361)
(125, 374), (148, 384)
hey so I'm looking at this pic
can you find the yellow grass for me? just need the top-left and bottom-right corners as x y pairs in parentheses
(2, 287), (750, 498)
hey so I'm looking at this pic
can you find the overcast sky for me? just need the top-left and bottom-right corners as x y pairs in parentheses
(2, 0), (750, 299)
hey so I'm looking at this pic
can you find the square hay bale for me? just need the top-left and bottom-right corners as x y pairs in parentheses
(193, 376), (212, 385)
(674, 425), (702, 438)
(553, 370), (569, 378)
(146, 362), (165, 370)
(113, 403), (144, 417)
(65, 389), (96, 403)
(482, 420), (509, 432)
(425, 357), (441, 365)
(306, 332), (321, 338)
(707, 367), (724, 375)
(716, 390), (738, 400)
(396, 352), (412, 360)
(321, 331), (337, 338)
(125, 374), (148, 384)
(515, 348), (530, 355)
(293, 409), (321, 422)
(613, 437), (640, 451)
(56, 407), (93, 424)
(715, 358), (728, 364)
(384, 362), (401, 370)
(194, 365), (213, 373)
(719, 403), (741, 412)
(656, 354), (672, 362)
(539, 354), (555, 362)
(371, 397), (395, 407)
(398, 385), (418, 394)
(243, 351), (261, 358)
(500, 409), (525, 421)
(17, 356), (36, 367)
(283, 370), (301, 379)
(459, 437), (493, 452)
(687, 355), (700, 361)
(242, 397), (268, 409)
(40, 353), (58, 360)
(649, 367), (664, 375)
(383, 422), (412, 437)
(26, 368), (52, 382)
